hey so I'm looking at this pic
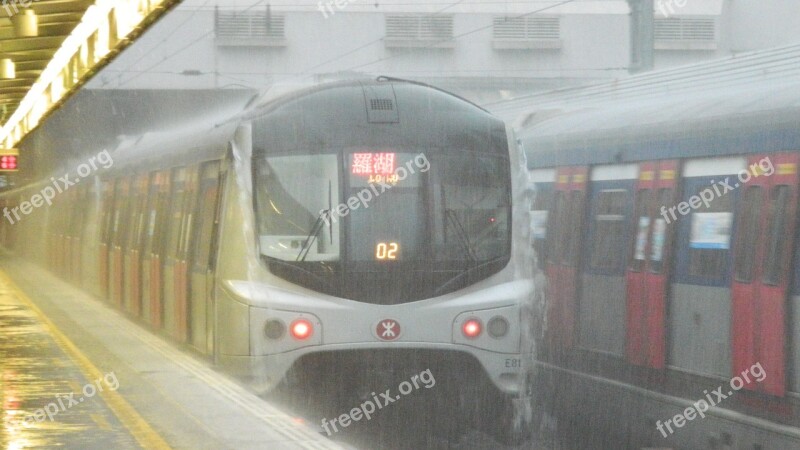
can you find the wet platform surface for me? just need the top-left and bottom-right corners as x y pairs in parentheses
(0, 256), (342, 450)
(0, 274), (139, 449)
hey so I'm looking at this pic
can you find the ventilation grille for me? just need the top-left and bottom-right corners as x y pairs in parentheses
(215, 10), (285, 42)
(385, 15), (454, 42)
(655, 17), (715, 42)
(370, 98), (394, 111)
(493, 16), (560, 41)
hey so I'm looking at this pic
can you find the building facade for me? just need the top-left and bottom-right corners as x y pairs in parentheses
(87, 0), (800, 102)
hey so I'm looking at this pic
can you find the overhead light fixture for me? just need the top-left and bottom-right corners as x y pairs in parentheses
(0, 59), (15, 80)
(12, 9), (38, 37)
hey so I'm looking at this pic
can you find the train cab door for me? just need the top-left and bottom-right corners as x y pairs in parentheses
(142, 171), (170, 329)
(625, 161), (680, 369)
(731, 153), (799, 396)
(544, 166), (588, 353)
(188, 162), (223, 353)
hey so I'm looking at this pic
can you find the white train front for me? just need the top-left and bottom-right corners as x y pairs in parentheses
(0, 78), (540, 441)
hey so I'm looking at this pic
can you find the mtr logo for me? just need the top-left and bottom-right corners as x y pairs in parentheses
(0, 149), (18, 172)
(376, 319), (401, 341)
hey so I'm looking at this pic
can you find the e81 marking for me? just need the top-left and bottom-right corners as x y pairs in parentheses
(505, 358), (522, 368)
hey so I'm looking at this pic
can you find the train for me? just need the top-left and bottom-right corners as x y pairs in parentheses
(513, 46), (800, 448)
(0, 78), (540, 441)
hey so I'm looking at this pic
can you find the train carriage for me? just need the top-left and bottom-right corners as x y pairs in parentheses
(519, 62), (800, 447)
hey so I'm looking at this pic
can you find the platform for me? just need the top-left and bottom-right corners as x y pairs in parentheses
(0, 255), (343, 450)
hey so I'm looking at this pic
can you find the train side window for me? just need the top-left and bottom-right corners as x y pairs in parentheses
(532, 190), (551, 218)
(166, 171), (187, 260)
(142, 175), (159, 255)
(590, 189), (628, 270)
(688, 186), (733, 280)
(629, 189), (652, 272)
(112, 179), (131, 247)
(763, 185), (790, 285)
(565, 190), (584, 267)
(733, 186), (762, 283)
(68, 187), (86, 239)
(649, 188), (673, 274)
(547, 191), (567, 265)
(126, 177), (146, 252)
(179, 168), (200, 259)
(531, 189), (551, 263)
(100, 181), (115, 246)
(153, 171), (171, 256)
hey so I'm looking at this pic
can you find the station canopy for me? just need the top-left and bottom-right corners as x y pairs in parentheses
(0, 0), (178, 149)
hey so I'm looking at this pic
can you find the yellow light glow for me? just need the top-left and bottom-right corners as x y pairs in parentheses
(0, 0), (176, 147)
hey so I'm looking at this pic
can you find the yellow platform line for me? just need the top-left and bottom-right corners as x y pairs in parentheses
(0, 270), (172, 450)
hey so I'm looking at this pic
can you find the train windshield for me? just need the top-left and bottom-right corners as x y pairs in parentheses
(253, 149), (511, 304)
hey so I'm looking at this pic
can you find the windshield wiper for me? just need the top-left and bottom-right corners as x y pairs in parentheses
(296, 209), (331, 261)
(296, 181), (333, 262)
(445, 210), (477, 263)
(263, 255), (329, 289)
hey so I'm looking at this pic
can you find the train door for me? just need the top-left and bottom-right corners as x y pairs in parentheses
(0, 199), (6, 246)
(50, 192), (65, 274)
(175, 167), (199, 343)
(110, 177), (131, 307)
(142, 171), (170, 328)
(189, 162), (223, 353)
(56, 191), (67, 278)
(69, 185), (88, 283)
(544, 166), (588, 353)
(0, 199), (6, 247)
(123, 174), (148, 317)
(580, 166), (636, 356)
(68, 188), (76, 281)
(163, 167), (197, 342)
(625, 161), (679, 369)
(98, 180), (115, 300)
(732, 153), (799, 396)
(61, 190), (71, 278)
(81, 181), (101, 293)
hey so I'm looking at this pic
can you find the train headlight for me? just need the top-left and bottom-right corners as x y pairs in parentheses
(264, 319), (286, 340)
(487, 316), (509, 338)
(290, 319), (314, 340)
(462, 318), (482, 339)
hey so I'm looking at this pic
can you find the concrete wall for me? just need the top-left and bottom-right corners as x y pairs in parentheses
(87, 1), (800, 95)
(88, 4), (631, 92)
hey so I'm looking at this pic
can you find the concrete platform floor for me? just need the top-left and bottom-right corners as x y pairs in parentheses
(0, 256), (343, 450)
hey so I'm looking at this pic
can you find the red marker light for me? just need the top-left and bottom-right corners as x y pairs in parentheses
(462, 318), (482, 339)
(0, 156), (16, 170)
(290, 319), (313, 340)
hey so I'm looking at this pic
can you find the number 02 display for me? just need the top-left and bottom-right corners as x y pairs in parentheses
(376, 242), (399, 260)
